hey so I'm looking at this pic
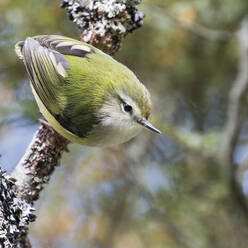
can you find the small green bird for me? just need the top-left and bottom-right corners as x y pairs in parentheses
(15, 35), (160, 147)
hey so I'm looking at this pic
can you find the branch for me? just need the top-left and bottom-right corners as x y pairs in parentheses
(61, 0), (144, 55)
(148, 4), (235, 41)
(220, 18), (248, 214)
(11, 123), (70, 203)
(0, 168), (35, 248)
(6, 0), (145, 246)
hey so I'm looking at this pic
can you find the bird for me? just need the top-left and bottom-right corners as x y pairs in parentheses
(15, 35), (161, 147)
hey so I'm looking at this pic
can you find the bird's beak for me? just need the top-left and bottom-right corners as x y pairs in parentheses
(137, 119), (161, 134)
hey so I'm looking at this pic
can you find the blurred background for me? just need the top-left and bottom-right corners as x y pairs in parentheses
(1, 0), (248, 247)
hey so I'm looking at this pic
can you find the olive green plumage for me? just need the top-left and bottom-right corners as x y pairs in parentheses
(15, 35), (160, 147)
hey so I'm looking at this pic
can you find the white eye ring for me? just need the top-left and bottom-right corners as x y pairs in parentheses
(121, 102), (133, 113)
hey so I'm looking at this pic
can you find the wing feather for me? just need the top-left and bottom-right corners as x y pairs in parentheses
(33, 35), (95, 58)
(17, 35), (100, 138)
(22, 37), (67, 115)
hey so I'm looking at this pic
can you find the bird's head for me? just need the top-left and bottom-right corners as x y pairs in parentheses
(96, 78), (161, 139)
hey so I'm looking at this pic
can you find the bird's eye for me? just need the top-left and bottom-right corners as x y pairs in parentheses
(122, 103), (133, 113)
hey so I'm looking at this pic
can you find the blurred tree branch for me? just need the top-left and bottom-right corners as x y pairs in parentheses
(147, 4), (248, 218)
(155, 14), (248, 219)
(220, 19), (248, 215)
(146, 5), (248, 222)
(148, 4), (235, 41)
(0, 168), (35, 248)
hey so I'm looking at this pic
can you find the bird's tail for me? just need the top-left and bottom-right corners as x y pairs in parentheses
(15, 41), (24, 60)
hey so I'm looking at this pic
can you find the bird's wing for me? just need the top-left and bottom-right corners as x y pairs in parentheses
(19, 35), (97, 137)
(33, 35), (95, 58)
(22, 37), (69, 115)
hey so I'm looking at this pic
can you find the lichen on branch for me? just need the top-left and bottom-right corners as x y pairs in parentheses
(61, 0), (145, 54)
(0, 169), (35, 248)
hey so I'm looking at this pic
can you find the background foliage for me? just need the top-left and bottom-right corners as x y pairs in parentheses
(1, 0), (248, 247)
